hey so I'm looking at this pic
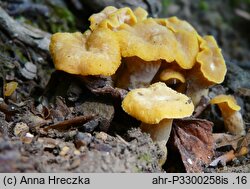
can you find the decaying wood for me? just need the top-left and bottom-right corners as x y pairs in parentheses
(0, 6), (50, 55)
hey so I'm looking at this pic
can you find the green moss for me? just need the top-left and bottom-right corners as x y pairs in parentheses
(199, 0), (209, 11)
(139, 153), (152, 163)
(49, 4), (76, 33)
(162, 0), (172, 14)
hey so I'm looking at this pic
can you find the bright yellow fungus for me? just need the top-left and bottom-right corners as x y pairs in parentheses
(116, 18), (177, 62)
(159, 68), (185, 84)
(196, 35), (226, 84)
(122, 82), (194, 124)
(210, 95), (245, 135)
(89, 7), (137, 31)
(155, 17), (199, 69)
(133, 7), (148, 21)
(89, 6), (117, 30)
(49, 28), (121, 76)
(122, 82), (194, 165)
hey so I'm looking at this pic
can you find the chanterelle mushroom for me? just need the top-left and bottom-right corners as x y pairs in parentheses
(89, 7), (137, 31)
(186, 35), (227, 106)
(210, 95), (245, 136)
(122, 82), (194, 165)
(49, 28), (121, 76)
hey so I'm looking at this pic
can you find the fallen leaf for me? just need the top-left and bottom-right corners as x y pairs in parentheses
(213, 133), (242, 150)
(4, 81), (18, 97)
(168, 118), (214, 173)
(48, 96), (72, 121)
(209, 150), (235, 167)
(210, 129), (250, 167)
(237, 87), (250, 97)
(213, 129), (250, 150)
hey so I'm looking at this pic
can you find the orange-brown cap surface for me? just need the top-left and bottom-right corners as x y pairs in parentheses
(89, 7), (137, 31)
(159, 68), (185, 83)
(49, 28), (121, 76)
(196, 36), (227, 84)
(155, 17), (199, 69)
(89, 6), (117, 30)
(133, 7), (148, 21)
(116, 18), (177, 62)
(210, 94), (241, 111)
(122, 82), (194, 124)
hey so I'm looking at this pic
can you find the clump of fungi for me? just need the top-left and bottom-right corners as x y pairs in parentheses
(49, 6), (245, 166)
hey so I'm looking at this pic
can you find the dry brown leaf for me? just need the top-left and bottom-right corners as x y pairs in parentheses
(213, 133), (242, 150)
(209, 150), (235, 167)
(210, 129), (250, 167)
(169, 118), (214, 173)
(213, 129), (250, 150)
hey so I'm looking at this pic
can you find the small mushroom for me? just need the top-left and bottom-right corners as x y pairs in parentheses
(122, 82), (194, 165)
(49, 28), (121, 76)
(159, 68), (185, 86)
(210, 95), (245, 136)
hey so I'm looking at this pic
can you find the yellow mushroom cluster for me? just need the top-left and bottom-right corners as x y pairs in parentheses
(50, 6), (226, 105)
(50, 6), (239, 165)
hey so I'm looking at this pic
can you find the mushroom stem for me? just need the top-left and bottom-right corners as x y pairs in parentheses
(140, 118), (173, 166)
(218, 103), (245, 136)
(116, 57), (161, 90)
(186, 78), (209, 107)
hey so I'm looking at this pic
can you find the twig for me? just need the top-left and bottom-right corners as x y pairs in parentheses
(0, 6), (51, 55)
(43, 114), (95, 131)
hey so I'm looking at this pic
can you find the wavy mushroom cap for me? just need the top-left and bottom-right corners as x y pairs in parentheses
(122, 82), (194, 124)
(89, 7), (137, 31)
(116, 18), (177, 62)
(210, 94), (241, 112)
(196, 36), (227, 84)
(155, 17), (199, 69)
(133, 7), (148, 21)
(159, 68), (185, 83)
(89, 6), (117, 30)
(49, 28), (121, 76)
(174, 30), (199, 69)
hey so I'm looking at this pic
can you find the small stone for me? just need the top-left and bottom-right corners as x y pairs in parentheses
(69, 158), (81, 170)
(38, 137), (58, 149)
(95, 132), (108, 141)
(59, 146), (70, 156)
(20, 62), (37, 80)
(74, 150), (81, 155)
(14, 122), (29, 136)
(20, 133), (34, 144)
(74, 132), (92, 148)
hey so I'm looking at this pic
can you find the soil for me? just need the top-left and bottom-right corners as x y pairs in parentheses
(0, 0), (250, 173)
